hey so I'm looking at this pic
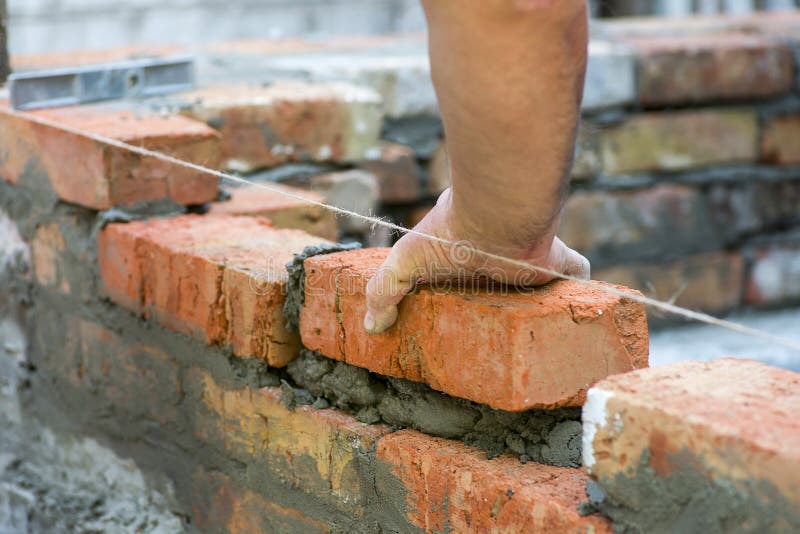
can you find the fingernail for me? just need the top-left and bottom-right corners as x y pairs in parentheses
(364, 312), (376, 332)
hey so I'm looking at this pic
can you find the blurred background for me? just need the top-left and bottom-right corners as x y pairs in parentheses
(2, 0), (799, 55)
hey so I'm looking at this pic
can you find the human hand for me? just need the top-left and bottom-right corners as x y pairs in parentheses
(363, 188), (590, 334)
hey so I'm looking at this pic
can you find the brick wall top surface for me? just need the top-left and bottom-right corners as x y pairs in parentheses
(584, 358), (800, 505)
(300, 247), (649, 411)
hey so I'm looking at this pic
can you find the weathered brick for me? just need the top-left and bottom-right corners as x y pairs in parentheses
(623, 33), (794, 107)
(356, 142), (421, 203)
(179, 82), (383, 172)
(559, 184), (710, 265)
(745, 236), (800, 307)
(285, 170), (379, 235)
(0, 100), (221, 209)
(594, 251), (744, 316)
(600, 109), (757, 175)
(207, 184), (338, 240)
(300, 248), (649, 411)
(376, 430), (611, 533)
(98, 214), (330, 366)
(583, 359), (800, 531)
(191, 469), (330, 534)
(761, 113), (800, 166)
(190, 368), (386, 512)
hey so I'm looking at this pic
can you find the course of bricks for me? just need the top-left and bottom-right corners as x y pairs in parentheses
(0, 8), (798, 533)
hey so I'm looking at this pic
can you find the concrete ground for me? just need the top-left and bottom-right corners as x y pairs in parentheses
(649, 306), (800, 372)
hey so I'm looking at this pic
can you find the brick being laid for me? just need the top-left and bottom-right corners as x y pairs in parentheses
(582, 358), (800, 531)
(299, 248), (649, 412)
(0, 100), (221, 209)
(98, 214), (330, 366)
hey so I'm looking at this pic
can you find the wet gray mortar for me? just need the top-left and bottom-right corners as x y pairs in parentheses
(280, 245), (583, 468)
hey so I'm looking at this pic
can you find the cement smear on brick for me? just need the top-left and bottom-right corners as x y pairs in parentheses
(287, 350), (583, 467)
(283, 242), (362, 332)
(581, 450), (800, 534)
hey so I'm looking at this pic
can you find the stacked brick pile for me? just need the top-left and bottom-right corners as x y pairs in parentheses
(1, 8), (799, 533)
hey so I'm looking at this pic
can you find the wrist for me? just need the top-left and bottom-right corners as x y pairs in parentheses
(444, 187), (559, 257)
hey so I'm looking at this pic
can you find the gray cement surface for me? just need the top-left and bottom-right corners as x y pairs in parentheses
(649, 307), (800, 373)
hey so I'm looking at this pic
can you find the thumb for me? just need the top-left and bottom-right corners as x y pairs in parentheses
(364, 236), (419, 334)
(553, 237), (591, 280)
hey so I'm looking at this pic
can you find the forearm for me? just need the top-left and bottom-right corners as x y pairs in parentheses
(421, 0), (588, 250)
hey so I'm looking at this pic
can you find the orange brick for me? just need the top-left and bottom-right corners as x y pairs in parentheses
(0, 100), (221, 209)
(179, 82), (382, 172)
(300, 248), (649, 411)
(207, 184), (338, 240)
(624, 33), (794, 107)
(583, 359), (800, 530)
(761, 113), (800, 166)
(190, 368), (387, 512)
(192, 469), (330, 534)
(98, 214), (330, 366)
(376, 430), (611, 533)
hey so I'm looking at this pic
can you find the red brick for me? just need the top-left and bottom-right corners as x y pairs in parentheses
(377, 430), (611, 533)
(600, 109), (757, 175)
(300, 248), (649, 411)
(761, 114), (800, 166)
(0, 100), (221, 209)
(179, 82), (382, 172)
(357, 142), (421, 203)
(190, 368), (387, 512)
(583, 359), (800, 527)
(192, 469), (330, 534)
(98, 214), (330, 366)
(623, 33), (794, 107)
(595, 251), (744, 317)
(208, 184), (338, 240)
(745, 239), (800, 307)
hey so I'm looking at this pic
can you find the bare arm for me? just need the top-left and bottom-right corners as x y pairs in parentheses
(364, 0), (590, 333)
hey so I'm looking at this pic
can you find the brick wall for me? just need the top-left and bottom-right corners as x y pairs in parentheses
(0, 0), (8, 83)
(1, 9), (799, 533)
